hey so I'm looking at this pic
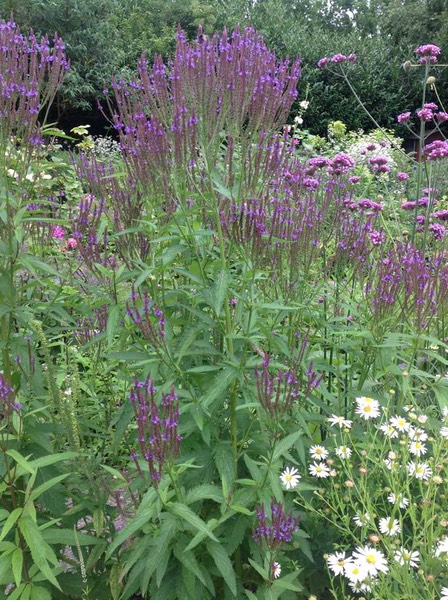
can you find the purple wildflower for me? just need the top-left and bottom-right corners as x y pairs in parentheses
(331, 54), (347, 63)
(415, 44), (441, 63)
(423, 140), (448, 161)
(397, 172), (409, 181)
(317, 57), (329, 68)
(429, 223), (446, 240)
(328, 153), (355, 175)
(416, 107), (434, 121)
(253, 499), (300, 548)
(397, 111), (411, 124)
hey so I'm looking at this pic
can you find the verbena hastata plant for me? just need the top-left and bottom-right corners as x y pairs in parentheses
(4, 15), (448, 600)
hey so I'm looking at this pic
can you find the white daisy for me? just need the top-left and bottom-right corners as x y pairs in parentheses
(309, 445), (329, 461)
(348, 579), (373, 594)
(387, 492), (409, 509)
(335, 445), (352, 460)
(393, 547), (420, 568)
(440, 426), (448, 439)
(408, 426), (428, 442)
(353, 512), (371, 527)
(308, 462), (330, 478)
(280, 466), (301, 490)
(378, 517), (401, 536)
(379, 423), (398, 438)
(355, 400), (380, 420)
(272, 562), (281, 579)
(390, 415), (410, 432)
(328, 414), (353, 429)
(344, 561), (368, 583)
(352, 545), (388, 576)
(435, 537), (448, 557)
(384, 458), (398, 471)
(441, 585), (448, 600)
(409, 440), (427, 457)
(327, 551), (351, 576)
(407, 461), (432, 480)
(443, 406), (448, 419)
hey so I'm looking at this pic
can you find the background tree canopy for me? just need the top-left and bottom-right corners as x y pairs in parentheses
(1, 0), (447, 135)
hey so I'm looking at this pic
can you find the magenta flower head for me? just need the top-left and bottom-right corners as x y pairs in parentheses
(423, 140), (448, 161)
(415, 44), (441, 63)
(317, 57), (329, 68)
(331, 53), (347, 63)
(397, 172), (409, 181)
(416, 107), (434, 121)
(397, 111), (411, 124)
(437, 112), (448, 122)
(253, 499), (300, 549)
(347, 53), (357, 62)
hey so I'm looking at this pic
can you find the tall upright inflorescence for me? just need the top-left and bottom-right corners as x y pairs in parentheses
(109, 26), (301, 204)
(129, 378), (181, 486)
(0, 19), (68, 148)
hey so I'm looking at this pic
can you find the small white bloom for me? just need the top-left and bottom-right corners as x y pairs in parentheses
(394, 547), (420, 568)
(309, 462), (330, 478)
(272, 562), (281, 579)
(378, 516), (401, 536)
(409, 440), (427, 457)
(327, 551), (351, 576)
(299, 100), (309, 110)
(353, 512), (371, 527)
(443, 406), (448, 418)
(407, 461), (432, 480)
(417, 414), (428, 424)
(335, 445), (352, 460)
(441, 585), (448, 600)
(387, 492), (409, 509)
(7, 168), (18, 179)
(344, 561), (368, 583)
(355, 400), (380, 420)
(328, 414), (353, 429)
(440, 426), (448, 438)
(352, 545), (389, 576)
(390, 415), (410, 432)
(408, 426), (428, 442)
(348, 579), (373, 594)
(294, 115), (303, 125)
(379, 423), (398, 438)
(25, 172), (35, 182)
(384, 458), (398, 471)
(280, 466), (301, 490)
(435, 537), (448, 557)
(309, 445), (329, 461)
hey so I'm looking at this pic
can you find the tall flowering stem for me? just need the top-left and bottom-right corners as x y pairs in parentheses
(253, 499), (300, 549)
(129, 377), (181, 488)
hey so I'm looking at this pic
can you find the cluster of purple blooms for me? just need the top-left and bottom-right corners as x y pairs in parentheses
(0, 373), (21, 420)
(414, 43), (441, 64)
(397, 103), (448, 125)
(253, 500), (300, 549)
(126, 286), (166, 347)
(74, 305), (109, 346)
(317, 54), (357, 68)
(0, 20), (68, 146)
(129, 377), (181, 486)
(255, 352), (320, 419)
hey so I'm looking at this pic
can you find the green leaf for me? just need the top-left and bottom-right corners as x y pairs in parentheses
(201, 367), (239, 410)
(18, 517), (61, 590)
(5, 450), (35, 475)
(185, 485), (224, 505)
(272, 431), (304, 462)
(106, 503), (157, 559)
(30, 474), (70, 501)
(0, 508), (23, 542)
(30, 585), (52, 600)
(169, 503), (218, 542)
(42, 529), (97, 546)
(11, 548), (23, 587)
(206, 540), (237, 596)
(173, 544), (208, 589)
(107, 304), (121, 346)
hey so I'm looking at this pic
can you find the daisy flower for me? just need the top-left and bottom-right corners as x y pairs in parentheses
(349, 579), (373, 594)
(344, 561), (368, 583)
(394, 547), (420, 568)
(309, 445), (329, 461)
(408, 426), (428, 442)
(378, 517), (401, 536)
(379, 423), (398, 438)
(387, 492), (409, 509)
(435, 537), (448, 557)
(280, 466), (301, 490)
(441, 586), (448, 600)
(390, 415), (410, 432)
(353, 512), (371, 527)
(409, 440), (427, 457)
(328, 414), (353, 429)
(335, 445), (352, 460)
(272, 562), (281, 579)
(355, 399), (380, 420)
(443, 406), (448, 419)
(384, 458), (398, 471)
(407, 461), (432, 480)
(327, 551), (351, 576)
(352, 545), (389, 576)
(309, 462), (330, 478)
(440, 426), (448, 439)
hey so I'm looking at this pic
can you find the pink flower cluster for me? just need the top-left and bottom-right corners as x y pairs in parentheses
(423, 140), (448, 161)
(415, 44), (441, 64)
(317, 54), (356, 68)
(397, 104), (448, 125)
